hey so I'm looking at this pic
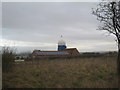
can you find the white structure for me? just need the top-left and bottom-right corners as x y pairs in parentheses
(58, 35), (67, 51)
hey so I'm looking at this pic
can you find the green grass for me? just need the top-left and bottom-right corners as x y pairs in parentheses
(2, 55), (118, 88)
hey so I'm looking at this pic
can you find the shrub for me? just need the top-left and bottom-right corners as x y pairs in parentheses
(2, 47), (15, 72)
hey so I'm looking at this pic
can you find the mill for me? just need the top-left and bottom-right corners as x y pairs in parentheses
(58, 35), (67, 51)
(32, 35), (80, 59)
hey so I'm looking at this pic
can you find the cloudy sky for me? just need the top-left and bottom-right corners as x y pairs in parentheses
(2, 2), (117, 53)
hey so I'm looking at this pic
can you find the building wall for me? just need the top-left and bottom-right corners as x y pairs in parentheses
(65, 48), (80, 56)
(58, 45), (67, 51)
(32, 48), (80, 59)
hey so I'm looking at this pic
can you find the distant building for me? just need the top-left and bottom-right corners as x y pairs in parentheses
(32, 36), (80, 59)
(32, 48), (79, 58)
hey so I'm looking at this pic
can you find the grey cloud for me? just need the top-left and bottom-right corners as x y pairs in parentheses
(2, 2), (117, 52)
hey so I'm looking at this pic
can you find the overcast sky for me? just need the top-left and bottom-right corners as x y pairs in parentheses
(2, 2), (117, 53)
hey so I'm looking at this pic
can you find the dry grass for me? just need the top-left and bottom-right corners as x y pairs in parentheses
(3, 55), (118, 88)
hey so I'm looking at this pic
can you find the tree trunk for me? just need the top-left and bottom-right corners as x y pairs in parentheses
(118, 41), (120, 88)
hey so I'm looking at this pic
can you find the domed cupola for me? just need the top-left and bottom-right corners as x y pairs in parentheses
(58, 39), (66, 46)
(58, 35), (67, 51)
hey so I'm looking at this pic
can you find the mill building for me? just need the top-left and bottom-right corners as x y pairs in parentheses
(32, 36), (80, 59)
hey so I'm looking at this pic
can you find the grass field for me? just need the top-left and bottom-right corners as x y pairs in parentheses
(2, 54), (118, 88)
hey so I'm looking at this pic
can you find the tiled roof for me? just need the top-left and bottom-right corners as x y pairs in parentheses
(32, 48), (80, 56)
(34, 51), (69, 55)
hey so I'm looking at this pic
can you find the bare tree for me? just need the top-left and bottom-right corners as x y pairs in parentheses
(92, 1), (120, 87)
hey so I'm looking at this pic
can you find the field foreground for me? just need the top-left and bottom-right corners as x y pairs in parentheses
(3, 55), (118, 88)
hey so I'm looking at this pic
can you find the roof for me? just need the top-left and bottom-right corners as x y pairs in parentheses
(35, 51), (69, 55)
(58, 39), (66, 45)
(65, 48), (77, 50)
(65, 48), (80, 55)
(32, 48), (80, 56)
(33, 51), (69, 55)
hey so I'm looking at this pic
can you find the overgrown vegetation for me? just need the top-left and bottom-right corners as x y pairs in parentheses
(92, 1), (120, 87)
(3, 54), (118, 88)
(2, 47), (15, 72)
